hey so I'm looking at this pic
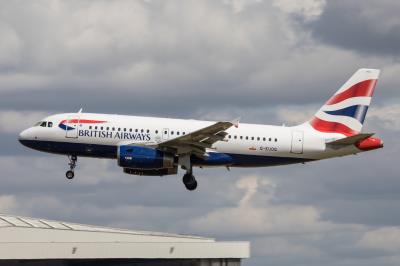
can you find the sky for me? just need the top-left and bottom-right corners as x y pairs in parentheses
(1, 0), (400, 265)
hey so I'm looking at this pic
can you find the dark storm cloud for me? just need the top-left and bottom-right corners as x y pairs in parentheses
(309, 0), (400, 57)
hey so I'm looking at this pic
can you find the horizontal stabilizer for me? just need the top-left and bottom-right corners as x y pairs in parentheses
(327, 133), (374, 145)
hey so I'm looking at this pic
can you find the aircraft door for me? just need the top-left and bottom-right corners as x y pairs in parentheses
(291, 131), (304, 154)
(65, 115), (79, 138)
(162, 128), (169, 140)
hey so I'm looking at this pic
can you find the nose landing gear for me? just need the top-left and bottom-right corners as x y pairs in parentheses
(65, 155), (77, 180)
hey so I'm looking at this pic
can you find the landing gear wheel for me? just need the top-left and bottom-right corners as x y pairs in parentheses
(66, 155), (77, 180)
(183, 173), (197, 191)
(185, 180), (197, 191)
(66, 170), (75, 180)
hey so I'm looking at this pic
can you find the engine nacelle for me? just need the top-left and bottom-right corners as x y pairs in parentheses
(118, 145), (175, 169)
(123, 167), (178, 176)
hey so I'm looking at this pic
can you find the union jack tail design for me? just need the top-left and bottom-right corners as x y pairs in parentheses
(308, 68), (380, 136)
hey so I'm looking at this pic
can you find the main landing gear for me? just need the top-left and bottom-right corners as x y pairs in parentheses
(65, 155), (77, 180)
(182, 172), (197, 191)
(179, 154), (197, 191)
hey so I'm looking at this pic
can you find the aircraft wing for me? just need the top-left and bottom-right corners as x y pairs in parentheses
(155, 118), (239, 157)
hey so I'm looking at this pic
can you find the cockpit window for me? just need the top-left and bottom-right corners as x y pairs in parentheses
(35, 121), (53, 127)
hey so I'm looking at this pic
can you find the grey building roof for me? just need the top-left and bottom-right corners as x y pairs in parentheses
(0, 213), (249, 260)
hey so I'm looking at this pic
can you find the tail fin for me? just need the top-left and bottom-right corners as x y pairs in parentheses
(308, 68), (380, 136)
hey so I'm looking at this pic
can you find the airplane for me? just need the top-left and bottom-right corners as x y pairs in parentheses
(19, 68), (383, 191)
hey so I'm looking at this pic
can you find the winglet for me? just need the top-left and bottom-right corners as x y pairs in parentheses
(231, 117), (240, 128)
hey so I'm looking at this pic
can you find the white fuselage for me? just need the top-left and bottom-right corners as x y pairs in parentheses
(19, 112), (364, 168)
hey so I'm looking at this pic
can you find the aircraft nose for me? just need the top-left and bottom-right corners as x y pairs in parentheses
(18, 128), (35, 146)
(19, 128), (29, 140)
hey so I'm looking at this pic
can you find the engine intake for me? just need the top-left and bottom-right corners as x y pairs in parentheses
(118, 145), (175, 169)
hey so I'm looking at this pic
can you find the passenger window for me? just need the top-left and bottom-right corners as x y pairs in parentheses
(183, 132), (186, 135)
(246, 136), (248, 140)
(129, 128), (132, 132)
(89, 126), (92, 130)
(123, 128), (126, 132)
(177, 131), (180, 135)
(135, 129), (138, 132)
(240, 136), (243, 139)
(101, 127), (103, 130)
(107, 127), (110, 131)
(171, 131), (174, 135)
(257, 137), (260, 141)
(269, 138), (271, 142)
(141, 129), (144, 133)
(155, 130), (158, 134)
(48, 122), (53, 128)
(263, 137), (266, 141)
(118, 128), (121, 131)
(234, 135), (237, 139)
(164, 130), (168, 134)
(146, 129), (149, 133)
(95, 126), (98, 130)
(112, 127), (115, 131)
(275, 138), (278, 142)
(251, 137), (254, 140)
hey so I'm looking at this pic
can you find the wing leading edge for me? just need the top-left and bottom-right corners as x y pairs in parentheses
(156, 118), (240, 157)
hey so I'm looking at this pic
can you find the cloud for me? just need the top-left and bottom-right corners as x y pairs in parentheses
(252, 236), (321, 257)
(0, 23), (22, 68)
(273, 0), (326, 21)
(189, 175), (363, 236)
(276, 106), (316, 125)
(308, 1), (400, 56)
(0, 195), (18, 213)
(358, 227), (400, 252)
(369, 104), (400, 132)
(0, 111), (49, 134)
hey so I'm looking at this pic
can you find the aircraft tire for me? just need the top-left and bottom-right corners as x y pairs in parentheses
(183, 173), (197, 191)
(185, 180), (198, 191)
(66, 170), (75, 180)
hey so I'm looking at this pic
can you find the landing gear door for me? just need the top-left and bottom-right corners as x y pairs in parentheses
(65, 115), (79, 138)
(291, 131), (304, 154)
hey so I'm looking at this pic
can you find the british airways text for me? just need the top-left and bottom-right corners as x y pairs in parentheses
(79, 130), (151, 141)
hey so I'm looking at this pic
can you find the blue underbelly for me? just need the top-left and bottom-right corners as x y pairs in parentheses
(19, 140), (313, 166)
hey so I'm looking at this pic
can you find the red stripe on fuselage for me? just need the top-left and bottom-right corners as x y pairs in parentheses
(309, 117), (357, 136)
(60, 119), (107, 124)
(326, 79), (378, 105)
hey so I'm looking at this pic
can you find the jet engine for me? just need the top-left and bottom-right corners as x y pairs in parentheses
(118, 145), (175, 170)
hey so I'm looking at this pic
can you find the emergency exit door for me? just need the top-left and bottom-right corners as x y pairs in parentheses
(291, 131), (304, 154)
